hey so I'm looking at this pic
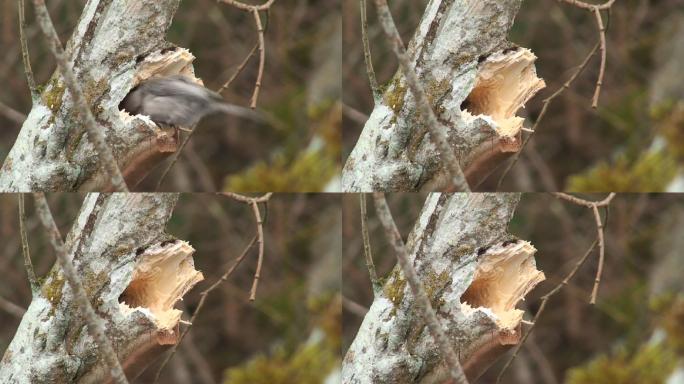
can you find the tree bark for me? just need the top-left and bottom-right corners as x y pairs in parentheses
(342, 1), (545, 192)
(0, 0), (201, 192)
(0, 193), (203, 383)
(342, 193), (545, 383)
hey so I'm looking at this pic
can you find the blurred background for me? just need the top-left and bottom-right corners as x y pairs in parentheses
(0, 0), (341, 192)
(343, 193), (684, 383)
(0, 193), (341, 384)
(342, 0), (684, 192)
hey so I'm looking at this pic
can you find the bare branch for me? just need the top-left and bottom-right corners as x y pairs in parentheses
(220, 192), (273, 203)
(217, 0), (276, 11)
(0, 296), (25, 319)
(250, 9), (266, 109)
(248, 199), (265, 301)
(154, 122), (198, 191)
(559, 0), (616, 11)
(360, 0), (380, 102)
(342, 296), (368, 317)
(18, 0), (38, 101)
(217, 0), (276, 109)
(558, 0), (616, 108)
(0, 100), (26, 125)
(359, 194), (380, 295)
(590, 204), (605, 302)
(18, 194), (38, 294)
(591, 7), (608, 108)
(217, 43), (259, 95)
(552, 192), (615, 303)
(552, 192), (616, 208)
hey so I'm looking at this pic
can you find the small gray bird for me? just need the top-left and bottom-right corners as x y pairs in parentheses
(120, 75), (261, 127)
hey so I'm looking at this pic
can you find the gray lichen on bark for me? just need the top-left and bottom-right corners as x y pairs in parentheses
(0, 0), (195, 191)
(342, 193), (545, 383)
(343, 0), (545, 192)
(0, 194), (203, 383)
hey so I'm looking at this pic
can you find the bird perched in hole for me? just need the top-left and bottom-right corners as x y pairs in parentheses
(120, 75), (261, 127)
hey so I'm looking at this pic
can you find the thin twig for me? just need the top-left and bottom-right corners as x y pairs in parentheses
(250, 9), (265, 109)
(217, 0), (276, 108)
(18, 194), (38, 295)
(155, 123), (198, 191)
(0, 295), (26, 318)
(552, 192), (615, 303)
(217, 43), (259, 95)
(590, 204), (605, 302)
(18, 0), (38, 101)
(220, 193), (272, 300)
(559, 0), (616, 11)
(360, 194), (380, 295)
(360, 0), (380, 102)
(33, 193), (129, 384)
(0, 100), (27, 124)
(591, 7), (607, 108)
(372, 0), (470, 192)
(248, 199), (264, 301)
(219, 192), (273, 203)
(343, 103), (369, 125)
(373, 193), (469, 384)
(558, 0), (616, 108)
(31, 0), (128, 191)
(552, 192), (615, 208)
(496, 239), (600, 384)
(342, 296), (368, 317)
(218, 0), (276, 11)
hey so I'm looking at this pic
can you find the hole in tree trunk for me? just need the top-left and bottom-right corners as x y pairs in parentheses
(460, 240), (545, 330)
(461, 48), (545, 139)
(118, 240), (203, 332)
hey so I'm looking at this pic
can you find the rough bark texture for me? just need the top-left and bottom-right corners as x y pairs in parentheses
(0, 193), (204, 383)
(342, 193), (545, 383)
(0, 0), (200, 192)
(342, 0), (545, 192)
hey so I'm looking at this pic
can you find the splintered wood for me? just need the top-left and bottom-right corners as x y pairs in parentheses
(119, 240), (204, 333)
(460, 240), (545, 332)
(462, 48), (546, 152)
(132, 47), (199, 86)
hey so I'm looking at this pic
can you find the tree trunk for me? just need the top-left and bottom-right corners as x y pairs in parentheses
(0, 0), (199, 192)
(342, 193), (545, 383)
(342, 1), (545, 192)
(0, 193), (203, 383)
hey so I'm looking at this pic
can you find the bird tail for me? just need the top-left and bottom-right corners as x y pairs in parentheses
(212, 102), (268, 124)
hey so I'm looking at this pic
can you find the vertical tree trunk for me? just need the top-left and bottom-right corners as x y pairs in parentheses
(0, 0), (201, 192)
(343, 193), (545, 383)
(342, 1), (545, 191)
(0, 193), (203, 383)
